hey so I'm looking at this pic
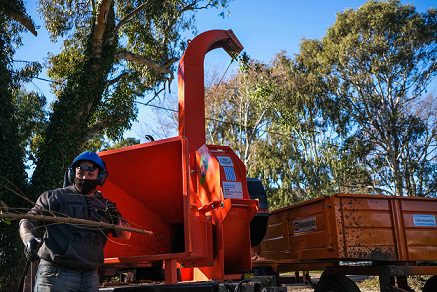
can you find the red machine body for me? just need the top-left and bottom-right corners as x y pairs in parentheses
(98, 30), (258, 283)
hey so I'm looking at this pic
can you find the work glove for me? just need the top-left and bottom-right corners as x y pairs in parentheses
(24, 237), (43, 262)
(105, 201), (121, 225)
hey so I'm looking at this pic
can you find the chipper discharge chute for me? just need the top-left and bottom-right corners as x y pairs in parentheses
(98, 30), (259, 283)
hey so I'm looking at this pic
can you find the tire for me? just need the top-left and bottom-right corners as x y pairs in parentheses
(423, 275), (437, 292)
(314, 272), (361, 292)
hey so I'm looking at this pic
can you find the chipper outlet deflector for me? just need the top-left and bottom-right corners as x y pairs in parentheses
(98, 30), (258, 283)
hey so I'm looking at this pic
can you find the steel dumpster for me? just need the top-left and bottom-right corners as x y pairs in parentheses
(254, 194), (437, 264)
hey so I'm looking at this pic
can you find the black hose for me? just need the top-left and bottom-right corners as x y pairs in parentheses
(234, 279), (251, 292)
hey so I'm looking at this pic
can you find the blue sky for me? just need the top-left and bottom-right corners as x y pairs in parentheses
(15, 0), (436, 141)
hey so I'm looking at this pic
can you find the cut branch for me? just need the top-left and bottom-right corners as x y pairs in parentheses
(115, 51), (176, 74)
(2, 3), (37, 36)
(10, 11), (37, 35)
(0, 213), (152, 236)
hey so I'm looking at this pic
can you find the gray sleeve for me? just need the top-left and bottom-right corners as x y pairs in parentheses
(18, 191), (60, 244)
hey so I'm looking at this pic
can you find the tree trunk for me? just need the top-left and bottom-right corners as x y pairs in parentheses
(391, 119), (404, 197)
(31, 3), (117, 197)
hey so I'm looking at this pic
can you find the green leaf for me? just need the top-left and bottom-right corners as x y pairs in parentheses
(1, 218), (12, 225)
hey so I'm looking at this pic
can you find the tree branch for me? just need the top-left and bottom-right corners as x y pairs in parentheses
(179, 1), (214, 15)
(1, 3), (37, 36)
(0, 213), (152, 235)
(106, 72), (129, 87)
(115, 51), (176, 74)
(113, 2), (148, 36)
(146, 85), (166, 105)
(85, 115), (125, 141)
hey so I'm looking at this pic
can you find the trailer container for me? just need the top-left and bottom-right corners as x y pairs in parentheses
(253, 194), (437, 291)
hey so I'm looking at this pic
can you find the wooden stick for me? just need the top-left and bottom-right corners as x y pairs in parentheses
(0, 213), (153, 236)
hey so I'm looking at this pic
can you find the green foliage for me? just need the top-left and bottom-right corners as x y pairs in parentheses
(205, 58), (274, 169)
(318, 0), (436, 196)
(0, 1), (37, 290)
(46, 38), (86, 96)
(106, 137), (141, 150)
(205, 53), (372, 210)
(268, 50), (373, 203)
(12, 90), (47, 159)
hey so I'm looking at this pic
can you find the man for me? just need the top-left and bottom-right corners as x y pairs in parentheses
(19, 151), (130, 292)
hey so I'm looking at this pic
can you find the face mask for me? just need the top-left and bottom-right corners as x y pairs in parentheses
(74, 177), (98, 195)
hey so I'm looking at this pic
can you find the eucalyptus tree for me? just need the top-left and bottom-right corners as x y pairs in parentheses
(31, 0), (231, 195)
(205, 56), (275, 170)
(265, 50), (372, 207)
(316, 0), (436, 196)
(205, 53), (372, 209)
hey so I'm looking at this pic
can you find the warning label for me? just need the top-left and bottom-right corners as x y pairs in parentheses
(293, 217), (317, 233)
(217, 156), (234, 167)
(222, 181), (243, 198)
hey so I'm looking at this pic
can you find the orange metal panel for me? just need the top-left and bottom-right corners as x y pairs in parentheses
(223, 203), (253, 274)
(100, 137), (188, 261)
(164, 259), (178, 284)
(341, 210), (393, 228)
(338, 195), (398, 261)
(338, 195), (391, 211)
(399, 198), (437, 212)
(259, 212), (287, 257)
(400, 198), (437, 261)
(408, 246), (437, 261)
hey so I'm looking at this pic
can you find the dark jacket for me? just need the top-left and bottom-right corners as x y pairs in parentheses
(19, 186), (115, 270)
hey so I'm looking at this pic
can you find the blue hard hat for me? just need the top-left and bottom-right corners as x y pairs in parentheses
(71, 151), (105, 171)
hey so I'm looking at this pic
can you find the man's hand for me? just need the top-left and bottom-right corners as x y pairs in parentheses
(105, 201), (121, 225)
(24, 237), (42, 262)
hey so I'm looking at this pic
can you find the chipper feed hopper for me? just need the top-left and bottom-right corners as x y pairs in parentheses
(98, 30), (259, 283)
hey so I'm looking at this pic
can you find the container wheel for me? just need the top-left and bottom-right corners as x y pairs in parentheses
(423, 275), (437, 292)
(314, 272), (360, 292)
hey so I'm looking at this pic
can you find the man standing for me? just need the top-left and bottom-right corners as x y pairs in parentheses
(19, 151), (130, 291)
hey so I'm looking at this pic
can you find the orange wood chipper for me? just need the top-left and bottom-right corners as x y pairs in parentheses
(95, 30), (437, 292)
(98, 29), (275, 291)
